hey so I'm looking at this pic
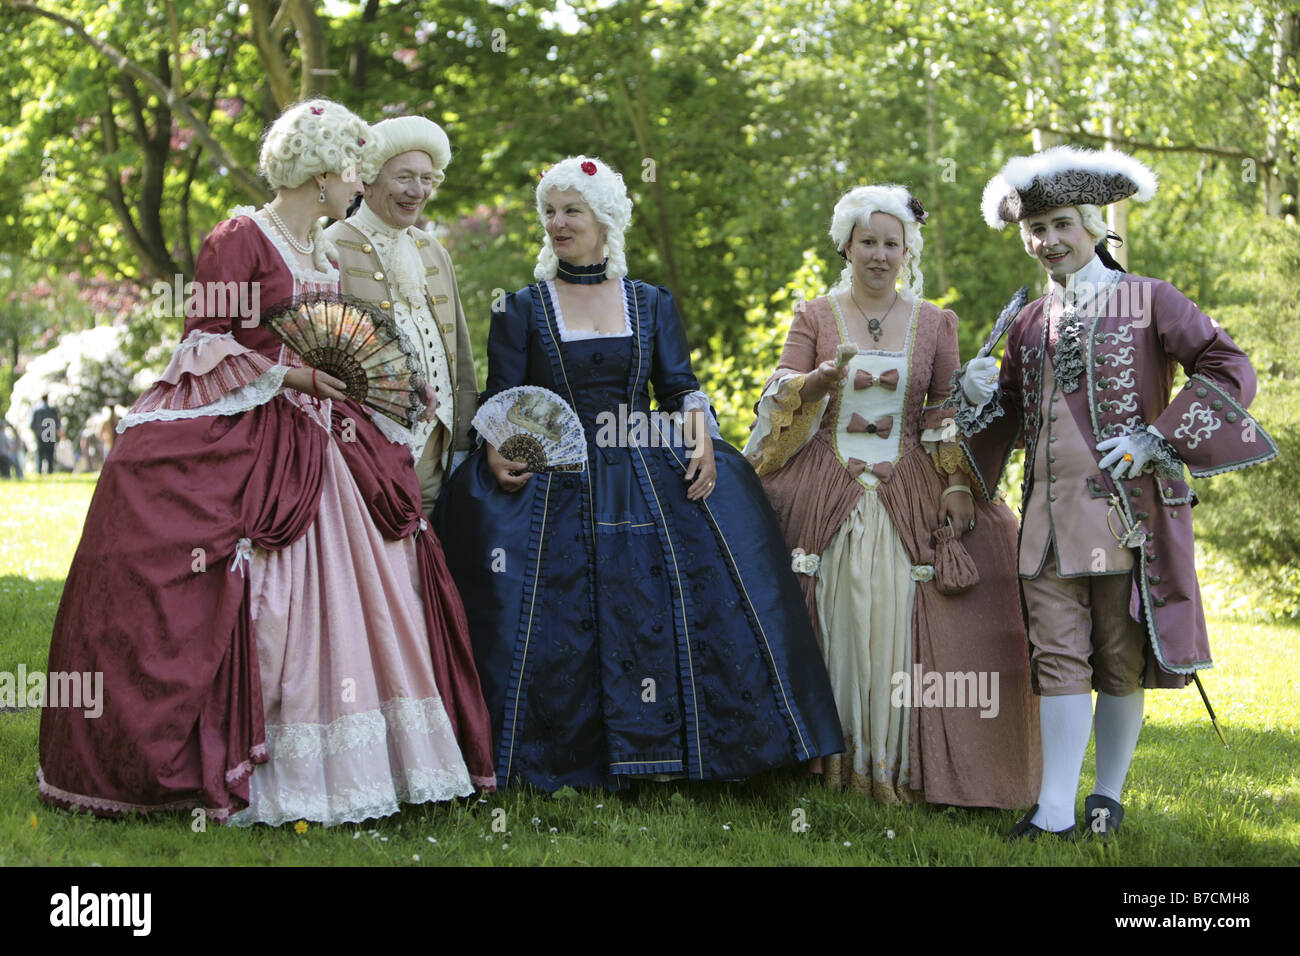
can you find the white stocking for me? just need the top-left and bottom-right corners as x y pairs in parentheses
(1031, 693), (1093, 830)
(1093, 689), (1144, 802)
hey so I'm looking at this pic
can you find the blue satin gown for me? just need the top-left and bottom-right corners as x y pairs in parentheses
(434, 278), (842, 791)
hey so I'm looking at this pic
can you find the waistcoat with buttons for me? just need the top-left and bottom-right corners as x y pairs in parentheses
(324, 219), (478, 469)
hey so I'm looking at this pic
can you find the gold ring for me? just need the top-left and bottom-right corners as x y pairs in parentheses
(1123, 453), (1133, 462)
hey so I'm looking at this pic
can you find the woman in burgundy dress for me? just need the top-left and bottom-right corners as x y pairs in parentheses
(38, 99), (493, 826)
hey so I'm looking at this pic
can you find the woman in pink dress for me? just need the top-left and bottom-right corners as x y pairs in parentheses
(745, 184), (1038, 807)
(38, 99), (494, 826)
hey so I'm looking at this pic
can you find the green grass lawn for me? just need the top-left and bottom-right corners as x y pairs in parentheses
(1, 474), (1296, 866)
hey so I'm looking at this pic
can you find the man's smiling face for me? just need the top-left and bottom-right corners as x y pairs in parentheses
(364, 150), (437, 229)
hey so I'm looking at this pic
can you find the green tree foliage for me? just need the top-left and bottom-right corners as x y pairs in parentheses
(1, 0), (1296, 605)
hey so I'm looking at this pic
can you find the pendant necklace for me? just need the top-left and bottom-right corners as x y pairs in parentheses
(264, 204), (315, 255)
(852, 287), (898, 344)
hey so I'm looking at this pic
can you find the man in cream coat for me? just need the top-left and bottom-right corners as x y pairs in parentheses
(325, 116), (477, 514)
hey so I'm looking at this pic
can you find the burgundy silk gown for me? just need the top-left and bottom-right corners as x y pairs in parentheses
(38, 210), (494, 825)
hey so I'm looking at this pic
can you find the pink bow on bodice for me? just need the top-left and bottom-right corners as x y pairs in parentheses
(845, 458), (894, 482)
(847, 412), (894, 439)
(854, 368), (899, 390)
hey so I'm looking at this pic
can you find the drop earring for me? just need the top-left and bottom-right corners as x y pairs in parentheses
(318, 184), (327, 203)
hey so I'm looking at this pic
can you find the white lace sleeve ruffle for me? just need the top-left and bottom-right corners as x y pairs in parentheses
(920, 416), (960, 455)
(367, 409), (421, 460)
(679, 390), (723, 441)
(117, 365), (291, 433)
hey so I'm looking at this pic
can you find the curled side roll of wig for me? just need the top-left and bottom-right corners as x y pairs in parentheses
(259, 98), (372, 193)
(534, 156), (634, 281)
(828, 184), (926, 299)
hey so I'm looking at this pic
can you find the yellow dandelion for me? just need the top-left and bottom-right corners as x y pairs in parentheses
(294, 820), (308, 834)
(28, 813), (38, 829)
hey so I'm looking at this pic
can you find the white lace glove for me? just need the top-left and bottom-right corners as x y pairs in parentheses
(960, 356), (1000, 406)
(1097, 426), (1165, 480)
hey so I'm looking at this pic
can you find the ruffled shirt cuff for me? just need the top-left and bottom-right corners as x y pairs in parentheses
(945, 367), (1007, 437)
(742, 373), (826, 476)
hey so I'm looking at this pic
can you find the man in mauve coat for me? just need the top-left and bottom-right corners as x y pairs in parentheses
(953, 146), (1278, 839)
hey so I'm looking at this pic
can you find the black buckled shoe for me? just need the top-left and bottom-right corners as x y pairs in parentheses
(1007, 804), (1076, 842)
(1084, 794), (1124, 838)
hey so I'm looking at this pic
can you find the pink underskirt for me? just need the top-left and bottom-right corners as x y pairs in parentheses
(231, 440), (475, 826)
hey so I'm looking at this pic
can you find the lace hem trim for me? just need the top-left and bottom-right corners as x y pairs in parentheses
(227, 697), (474, 827)
(265, 696), (456, 761)
(37, 767), (234, 823)
(228, 768), (474, 828)
(117, 365), (291, 433)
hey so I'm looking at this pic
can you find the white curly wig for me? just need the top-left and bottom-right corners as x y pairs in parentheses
(1018, 203), (1110, 257)
(259, 98), (372, 192)
(534, 156), (634, 282)
(828, 184), (925, 298)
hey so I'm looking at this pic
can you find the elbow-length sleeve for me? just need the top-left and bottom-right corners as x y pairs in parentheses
(123, 218), (290, 429)
(646, 285), (722, 439)
(647, 285), (701, 413)
(922, 308), (972, 476)
(743, 299), (827, 475)
(482, 287), (535, 404)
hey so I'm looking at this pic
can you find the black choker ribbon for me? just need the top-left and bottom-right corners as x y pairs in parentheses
(556, 259), (608, 284)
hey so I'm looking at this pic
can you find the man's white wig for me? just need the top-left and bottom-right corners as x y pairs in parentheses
(360, 115), (452, 188)
(829, 184), (926, 298)
(259, 98), (371, 192)
(534, 156), (633, 282)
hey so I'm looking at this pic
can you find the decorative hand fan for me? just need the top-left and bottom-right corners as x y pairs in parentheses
(473, 386), (587, 472)
(262, 293), (427, 428)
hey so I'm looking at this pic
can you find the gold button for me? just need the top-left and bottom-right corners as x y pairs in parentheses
(374, 271), (385, 281)
(362, 243), (373, 254)
(380, 300), (391, 310)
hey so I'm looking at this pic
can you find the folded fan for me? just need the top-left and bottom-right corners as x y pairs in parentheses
(473, 386), (587, 472)
(262, 293), (427, 428)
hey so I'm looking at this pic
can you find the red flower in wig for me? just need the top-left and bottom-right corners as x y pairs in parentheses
(581, 161), (598, 176)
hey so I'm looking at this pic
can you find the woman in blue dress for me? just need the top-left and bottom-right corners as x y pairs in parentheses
(434, 156), (841, 790)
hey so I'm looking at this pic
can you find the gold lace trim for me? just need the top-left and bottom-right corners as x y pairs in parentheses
(930, 440), (973, 478)
(751, 373), (820, 476)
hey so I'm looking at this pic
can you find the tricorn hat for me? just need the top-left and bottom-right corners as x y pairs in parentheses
(981, 146), (1157, 230)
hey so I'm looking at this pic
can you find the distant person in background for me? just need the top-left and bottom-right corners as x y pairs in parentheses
(0, 423), (16, 478)
(30, 394), (60, 475)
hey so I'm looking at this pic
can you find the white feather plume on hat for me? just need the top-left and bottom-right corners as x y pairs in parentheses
(981, 146), (1158, 229)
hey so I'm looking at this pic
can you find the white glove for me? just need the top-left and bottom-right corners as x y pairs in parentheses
(960, 356), (1000, 406)
(1096, 428), (1161, 480)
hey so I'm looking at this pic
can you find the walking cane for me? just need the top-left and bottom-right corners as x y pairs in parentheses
(1193, 673), (1229, 748)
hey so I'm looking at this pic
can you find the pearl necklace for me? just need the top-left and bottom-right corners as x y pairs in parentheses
(264, 204), (315, 255)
